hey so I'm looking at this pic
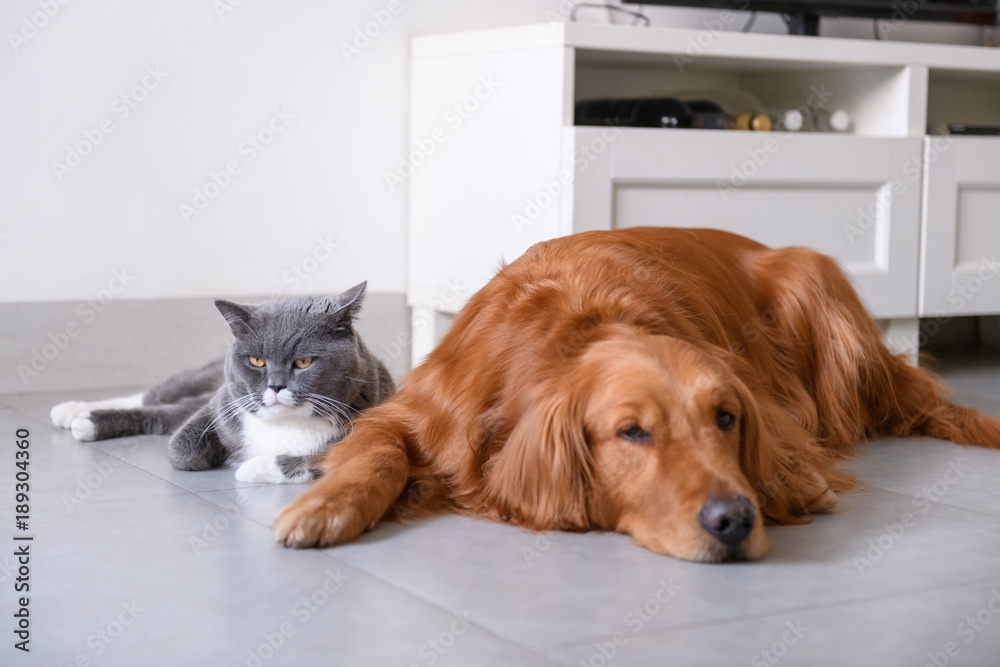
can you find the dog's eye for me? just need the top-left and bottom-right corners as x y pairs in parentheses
(716, 410), (736, 431)
(618, 425), (652, 443)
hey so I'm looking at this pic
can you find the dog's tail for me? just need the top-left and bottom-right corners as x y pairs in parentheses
(876, 354), (1000, 449)
(923, 402), (1000, 448)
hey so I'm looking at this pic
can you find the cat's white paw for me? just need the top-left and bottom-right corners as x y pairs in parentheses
(51, 401), (89, 429)
(235, 455), (285, 484)
(70, 414), (96, 441)
(51, 394), (143, 430)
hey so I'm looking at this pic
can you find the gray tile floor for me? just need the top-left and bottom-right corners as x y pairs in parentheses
(2, 351), (1000, 666)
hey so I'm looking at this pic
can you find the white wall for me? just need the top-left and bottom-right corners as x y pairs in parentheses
(0, 0), (986, 305)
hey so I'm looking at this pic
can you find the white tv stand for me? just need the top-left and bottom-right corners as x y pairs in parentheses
(407, 22), (1000, 366)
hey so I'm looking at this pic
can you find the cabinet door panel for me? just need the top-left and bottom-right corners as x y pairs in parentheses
(921, 137), (1000, 317)
(571, 128), (923, 319)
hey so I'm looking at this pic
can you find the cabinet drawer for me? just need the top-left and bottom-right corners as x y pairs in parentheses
(920, 137), (1000, 316)
(569, 128), (923, 319)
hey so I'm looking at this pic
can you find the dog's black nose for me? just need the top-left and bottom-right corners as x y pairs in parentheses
(698, 496), (756, 545)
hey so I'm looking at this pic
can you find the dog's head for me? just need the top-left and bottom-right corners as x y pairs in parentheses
(485, 327), (837, 563)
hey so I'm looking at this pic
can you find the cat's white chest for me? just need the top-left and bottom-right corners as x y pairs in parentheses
(240, 412), (342, 460)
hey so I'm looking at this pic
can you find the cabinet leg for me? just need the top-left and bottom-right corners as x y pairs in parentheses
(879, 317), (920, 366)
(411, 307), (455, 369)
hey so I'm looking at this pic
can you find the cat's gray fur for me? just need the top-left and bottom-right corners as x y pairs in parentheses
(51, 282), (394, 483)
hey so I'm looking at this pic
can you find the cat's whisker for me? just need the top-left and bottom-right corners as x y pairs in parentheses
(308, 401), (357, 438)
(307, 407), (354, 439)
(305, 398), (350, 425)
(196, 393), (256, 442)
(241, 321), (265, 348)
(309, 398), (355, 416)
(304, 391), (348, 409)
(310, 406), (346, 426)
(296, 318), (329, 342)
(305, 394), (359, 423)
(205, 396), (256, 435)
(308, 393), (361, 414)
(196, 407), (240, 442)
(304, 394), (357, 430)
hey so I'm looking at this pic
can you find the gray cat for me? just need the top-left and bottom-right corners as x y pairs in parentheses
(50, 282), (394, 484)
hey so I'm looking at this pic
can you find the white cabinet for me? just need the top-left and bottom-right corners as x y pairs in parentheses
(408, 22), (1000, 365)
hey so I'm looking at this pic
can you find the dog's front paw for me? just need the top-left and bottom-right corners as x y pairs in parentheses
(805, 488), (838, 513)
(235, 455), (283, 484)
(272, 485), (368, 548)
(51, 401), (89, 429)
(803, 469), (839, 514)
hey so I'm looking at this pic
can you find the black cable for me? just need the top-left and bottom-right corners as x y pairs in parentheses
(569, 2), (651, 26)
(742, 11), (757, 32)
(632, 4), (646, 25)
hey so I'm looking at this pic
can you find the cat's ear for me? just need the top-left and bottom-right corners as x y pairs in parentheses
(332, 281), (367, 322)
(215, 300), (256, 337)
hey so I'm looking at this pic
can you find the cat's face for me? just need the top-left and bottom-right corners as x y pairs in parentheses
(215, 283), (369, 423)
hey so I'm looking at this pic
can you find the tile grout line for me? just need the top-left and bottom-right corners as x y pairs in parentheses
(0, 384), (149, 400)
(14, 411), (208, 499)
(5, 409), (236, 514)
(548, 575), (1000, 654)
(866, 484), (1000, 521)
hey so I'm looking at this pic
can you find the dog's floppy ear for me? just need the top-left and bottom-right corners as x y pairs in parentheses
(483, 378), (593, 530)
(730, 367), (854, 524)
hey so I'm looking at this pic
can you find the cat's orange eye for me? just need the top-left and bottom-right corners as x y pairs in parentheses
(294, 357), (312, 369)
(250, 356), (265, 368)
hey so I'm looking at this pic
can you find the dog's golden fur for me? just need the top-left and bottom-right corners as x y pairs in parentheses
(273, 228), (1000, 562)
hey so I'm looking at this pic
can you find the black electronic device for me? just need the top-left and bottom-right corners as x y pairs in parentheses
(574, 98), (694, 128)
(622, 0), (999, 36)
(948, 123), (1000, 135)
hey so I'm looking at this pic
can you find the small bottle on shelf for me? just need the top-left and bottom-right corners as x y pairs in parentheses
(771, 108), (804, 132)
(684, 99), (771, 131)
(730, 113), (772, 131)
(810, 108), (851, 133)
(685, 99), (726, 130)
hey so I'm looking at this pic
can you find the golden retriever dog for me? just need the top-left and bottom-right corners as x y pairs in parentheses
(273, 227), (1000, 562)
